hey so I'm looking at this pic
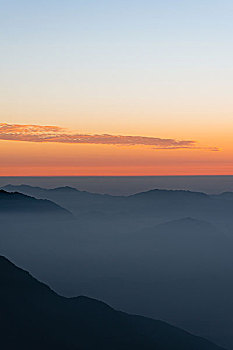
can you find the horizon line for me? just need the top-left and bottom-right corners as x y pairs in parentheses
(0, 174), (233, 177)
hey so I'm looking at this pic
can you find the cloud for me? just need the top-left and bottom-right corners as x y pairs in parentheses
(0, 123), (218, 151)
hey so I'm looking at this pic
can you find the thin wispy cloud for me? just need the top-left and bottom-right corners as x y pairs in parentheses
(0, 123), (218, 151)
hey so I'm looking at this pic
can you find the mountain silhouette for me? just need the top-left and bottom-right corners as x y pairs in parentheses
(1, 186), (233, 348)
(2, 184), (116, 215)
(0, 190), (72, 219)
(0, 255), (226, 350)
(4, 185), (233, 224)
(131, 188), (208, 199)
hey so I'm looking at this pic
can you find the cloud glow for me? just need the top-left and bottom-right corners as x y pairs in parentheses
(0, 123), (218, 151)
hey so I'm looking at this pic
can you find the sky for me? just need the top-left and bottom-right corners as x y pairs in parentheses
(1, 0), (233, 175)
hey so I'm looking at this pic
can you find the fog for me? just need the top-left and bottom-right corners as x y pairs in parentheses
(1, 184), (233, 349)
(1, 175), (233, 195)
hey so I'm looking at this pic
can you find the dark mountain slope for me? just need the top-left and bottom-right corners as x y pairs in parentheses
(118, 217), (233, 348)
(0, 256), (225, 350)
(0, 190), (72, 219)
(2, 184), (119, 215)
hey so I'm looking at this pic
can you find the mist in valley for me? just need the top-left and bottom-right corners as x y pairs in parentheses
(1, 183), (233, 349)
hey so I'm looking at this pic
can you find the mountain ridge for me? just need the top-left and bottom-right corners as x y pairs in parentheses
(0, 189), (72, 218)
(0, 255), (226, 350)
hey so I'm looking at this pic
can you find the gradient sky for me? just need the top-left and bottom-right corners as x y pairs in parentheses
(1, 0), (233, 175)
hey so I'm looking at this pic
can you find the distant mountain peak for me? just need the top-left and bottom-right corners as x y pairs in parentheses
(3, 184), (43, 190)
(49, 186), (80, 192)
(3, 184), (84, 194)
(131, 188), (208, 198)
(154, 216), (216, 231)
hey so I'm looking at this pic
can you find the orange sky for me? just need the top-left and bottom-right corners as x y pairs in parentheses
(0, 123), (232, 176)
(1, 1), (233, 176)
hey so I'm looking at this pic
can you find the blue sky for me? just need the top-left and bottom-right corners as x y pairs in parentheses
(1, 1), (233, 130)
(0, 1), (233, 176)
